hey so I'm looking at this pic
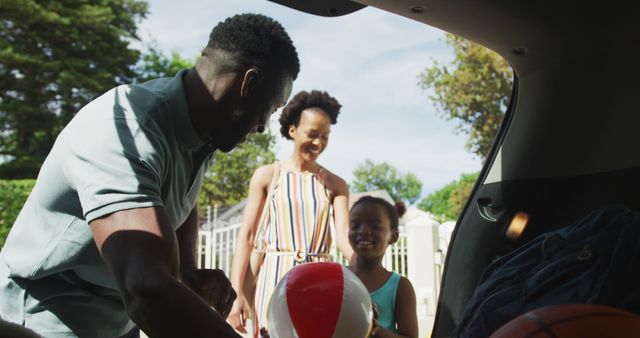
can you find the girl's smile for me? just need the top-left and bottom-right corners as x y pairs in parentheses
(348, 202), (397, 258)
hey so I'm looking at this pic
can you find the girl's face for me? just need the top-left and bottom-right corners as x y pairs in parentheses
(348, 202), (399, 259)
(289, 108), (332, 163)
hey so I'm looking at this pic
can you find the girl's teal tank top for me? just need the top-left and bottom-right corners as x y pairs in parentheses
(370, 272), (401, 332)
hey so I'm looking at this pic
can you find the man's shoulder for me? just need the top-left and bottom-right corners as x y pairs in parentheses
(131, 76), (176, 96)
(99, 72), (184, 114)
(77, 83), (162, 121)
(77, 76), (184, 133)
(118, 78), (174, 112)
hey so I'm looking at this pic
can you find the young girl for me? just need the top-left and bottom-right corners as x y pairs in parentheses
(348, 196), (419, 338)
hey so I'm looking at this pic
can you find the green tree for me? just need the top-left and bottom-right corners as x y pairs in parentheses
(0, 0), (148, 178)
(134, 43), (193, 83)
(199, 131), (276, 211)
(351, 160), (422, 204)
(418, 172), (479, 222)
(0, 179), (35, 249)
(418, 34), (513, 160)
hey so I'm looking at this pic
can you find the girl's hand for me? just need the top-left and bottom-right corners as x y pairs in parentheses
(227, 294), (251, 334)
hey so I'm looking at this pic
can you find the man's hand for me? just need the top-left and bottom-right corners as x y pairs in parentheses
(182, 269), (237, 318)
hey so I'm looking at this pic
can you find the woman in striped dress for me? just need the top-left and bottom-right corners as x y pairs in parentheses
(228, 90), (354, 337)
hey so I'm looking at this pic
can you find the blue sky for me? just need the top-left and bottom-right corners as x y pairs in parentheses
(136, 0), (482, 200)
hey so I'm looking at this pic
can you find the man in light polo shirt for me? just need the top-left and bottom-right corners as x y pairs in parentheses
(0, 13), (299, 338)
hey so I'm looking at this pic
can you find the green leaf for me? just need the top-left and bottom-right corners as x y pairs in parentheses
(0, 179), (35, 249)
(198, 130), (276, 211)
(351, 159), (422, 204)
(418, 34), (512, 160)
(418, 172), (479, 222)
(0, 0), (148, 178)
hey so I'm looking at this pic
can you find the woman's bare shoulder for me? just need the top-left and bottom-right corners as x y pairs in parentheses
(252, 163), (279, 186)
(318, 166), (348, 192)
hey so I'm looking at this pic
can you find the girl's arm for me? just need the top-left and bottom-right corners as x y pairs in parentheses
(330, 175), (355, 264)
(226, 164), (272, 333)
(372, 277), (419, 338)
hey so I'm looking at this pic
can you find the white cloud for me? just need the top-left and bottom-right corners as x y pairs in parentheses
(140, 0), (483, 199)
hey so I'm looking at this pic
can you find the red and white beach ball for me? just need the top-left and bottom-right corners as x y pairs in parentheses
(266, 262), (374, 338)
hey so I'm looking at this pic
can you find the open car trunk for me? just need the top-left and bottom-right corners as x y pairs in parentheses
(269, 1), (640, 336)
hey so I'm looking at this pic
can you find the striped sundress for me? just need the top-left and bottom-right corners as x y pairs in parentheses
(252, 166), (334, 337)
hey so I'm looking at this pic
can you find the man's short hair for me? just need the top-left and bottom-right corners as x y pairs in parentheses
(203, 13), (300, 80)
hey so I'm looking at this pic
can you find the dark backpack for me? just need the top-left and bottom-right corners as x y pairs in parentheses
(454, 205), (640, 338)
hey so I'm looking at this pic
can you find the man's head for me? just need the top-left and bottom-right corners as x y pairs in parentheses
(188, 13), (299, 152)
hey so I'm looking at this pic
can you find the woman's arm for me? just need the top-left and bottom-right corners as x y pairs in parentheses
(329, 174), (355, 264)
(226, 164), (273, 333)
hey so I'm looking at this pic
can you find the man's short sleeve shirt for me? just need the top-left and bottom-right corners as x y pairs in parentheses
(0, 69), (211, 289)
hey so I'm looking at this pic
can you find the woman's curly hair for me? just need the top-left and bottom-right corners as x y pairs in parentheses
(279, 90), (342, 140)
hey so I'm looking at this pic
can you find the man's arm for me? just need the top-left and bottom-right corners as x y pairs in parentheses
(176, 207), (236, 317)
(90, 206), (240, 338)
(176, 207), (199, 274)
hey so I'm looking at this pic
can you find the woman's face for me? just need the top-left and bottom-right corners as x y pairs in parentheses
(289, 108), (332, 162)
(348, 202), (397, 259)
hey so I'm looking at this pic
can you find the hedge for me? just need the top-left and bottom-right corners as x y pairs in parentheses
(0, 179), (36, 249)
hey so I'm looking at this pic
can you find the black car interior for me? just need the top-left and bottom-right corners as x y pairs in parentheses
(269, 0), (640, 336)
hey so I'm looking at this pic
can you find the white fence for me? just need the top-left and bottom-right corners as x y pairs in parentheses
(197, 223), (409, 277)
(198, 223), (241, 273)
(197, 212), (449, 337)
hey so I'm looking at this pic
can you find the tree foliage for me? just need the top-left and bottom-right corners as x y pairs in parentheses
(134, 43), (193, 83)
(0, 0), (148, 178)
(0, 179), (35, 249)
(199, 131), (276, 211)
(351, 160), (422, 204)
(418, 172), (479, 222)
(418, 34), (513, 160)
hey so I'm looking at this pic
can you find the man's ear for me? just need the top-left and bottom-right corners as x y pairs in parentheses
(288, 125), (296, 138)
(240, 67), (262, 97)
